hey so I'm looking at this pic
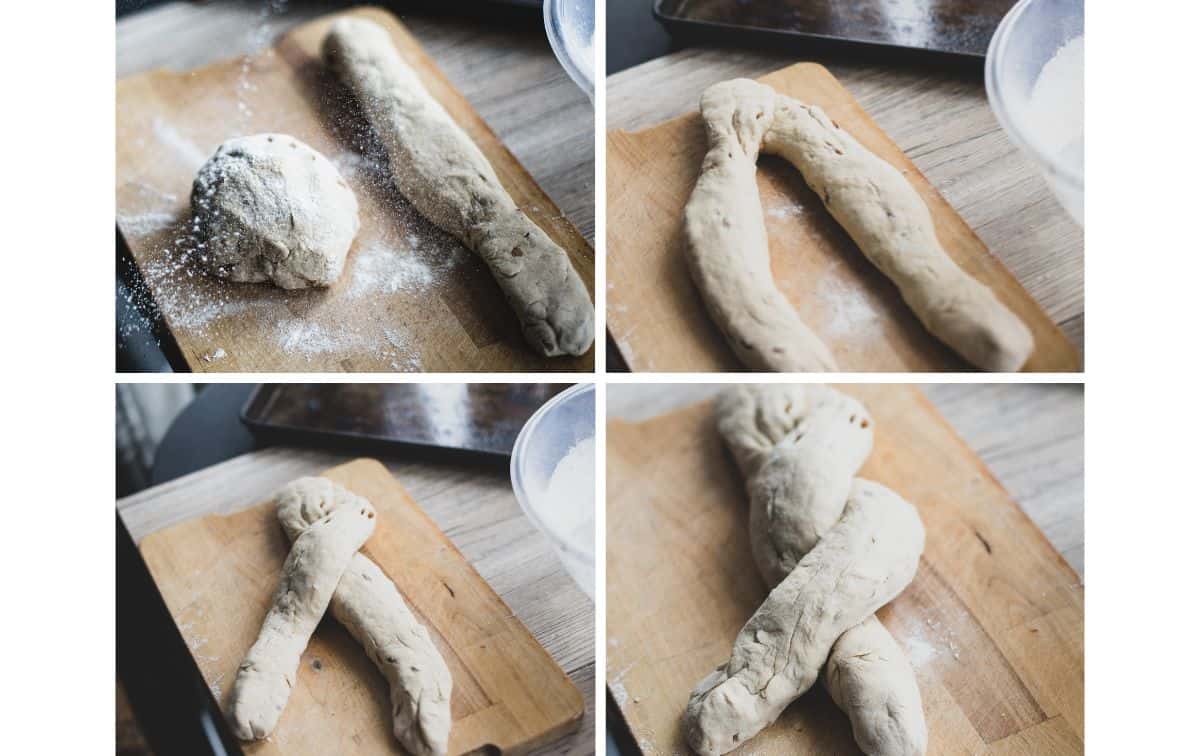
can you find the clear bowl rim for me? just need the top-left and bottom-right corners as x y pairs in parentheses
(510, 381), (595, 564)
(984, 0), (1084, 191)
(544, 0), (595, 103)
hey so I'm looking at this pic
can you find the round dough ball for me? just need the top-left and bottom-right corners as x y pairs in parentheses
(190, 133), (359, 289)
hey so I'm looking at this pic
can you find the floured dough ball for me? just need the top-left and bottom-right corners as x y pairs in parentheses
(191, 133), (359, 289)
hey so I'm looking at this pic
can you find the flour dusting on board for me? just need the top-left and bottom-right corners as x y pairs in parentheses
(116, 210), (178, 238)
(151, 118), (208, 170)
(813, 267), (880, 342)
(120, 211), (456, 370)
(765, 201), (805, 220)
(348, 241), (434, 297)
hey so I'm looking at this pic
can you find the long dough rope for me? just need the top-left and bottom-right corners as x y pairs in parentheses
(683, 82), (838, 371)
(685, 79), (1034, 372)
(275, 478), (453, 756)
(684, 385), (927, 756)
(229, 498), (377, 740)
(322, 18), (595, 358)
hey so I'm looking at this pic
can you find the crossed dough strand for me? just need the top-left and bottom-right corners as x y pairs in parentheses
(684, 385), (928, 756)
(229, 499), (377, 740)
(684, 479), (924, 755)
(275, 477), (453, 756)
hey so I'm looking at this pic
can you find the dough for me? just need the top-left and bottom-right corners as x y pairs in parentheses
(275, 478), (453, 756)
(684, 481), (924, 756)
(685, 79), (1035, 372)
(322, 18), (594, 357)
(229, 499), (377, 740)
(191, 133), (359, 289)
(683, 83), (837, 371)
(688, 385), (928, 756)
(716, 384), (873, 583)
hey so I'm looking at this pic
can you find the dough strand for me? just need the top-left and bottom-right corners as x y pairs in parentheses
(684, 79), (1034, 372)
(275, 478), (453, 756)
(323, 18), (594, 357)
(685, 385), (928, 756)
(229, 499), (377, 740)
(683, 82), (838, 371)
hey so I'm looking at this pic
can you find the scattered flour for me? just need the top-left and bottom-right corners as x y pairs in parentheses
(813, 266), (880, 342)
(334, 151), (392, 184)
(610, 679), (630, 706)
(233, 0), (289, 126)
(275, 320), (367, 357)
(151, 117), (208, 170)
(765, 202), (805, 220)
(116, 210), (178, 238)
(348, 240), (435, 298)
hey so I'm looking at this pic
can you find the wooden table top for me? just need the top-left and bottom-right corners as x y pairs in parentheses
(607, 48), (1084, 358)
(117, 446), (594, 756)
(117, 1), (594, 241)
(608, 383), (1084, 577)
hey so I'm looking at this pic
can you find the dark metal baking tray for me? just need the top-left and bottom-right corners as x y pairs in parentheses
(654, 0), (1017, 62)
(240, 383), (568, 460)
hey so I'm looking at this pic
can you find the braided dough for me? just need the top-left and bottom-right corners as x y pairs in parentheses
(275, 478), (453, 756)
(685, 385), (927, 756)
(229, 498), (377, 740)
(684, 79), (1034, 372)
(323, 18), (594, 358)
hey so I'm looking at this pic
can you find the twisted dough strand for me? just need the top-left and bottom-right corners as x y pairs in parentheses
(685, 385), (927, 756)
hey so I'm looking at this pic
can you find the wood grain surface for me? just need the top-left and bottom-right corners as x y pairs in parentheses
(118, 447), (594, 756)
(607, 62), (1079, 373)
(606, 385), (1084, 754)
(116, 6), (594, 373)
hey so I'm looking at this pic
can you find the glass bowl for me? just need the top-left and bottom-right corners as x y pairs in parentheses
(544, 0), (595, 103)
(985, 0), (1084, 225)
(510, 382), (595, 600)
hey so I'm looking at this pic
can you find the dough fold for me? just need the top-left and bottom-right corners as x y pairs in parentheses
(685, 79), (1034, 372)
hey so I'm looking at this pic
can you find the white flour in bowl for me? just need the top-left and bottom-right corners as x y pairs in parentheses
(539, 436), (595, 558)
(1027, 35), (1084, 177)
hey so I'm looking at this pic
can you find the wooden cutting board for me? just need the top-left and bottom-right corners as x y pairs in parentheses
(606, 63), (1080, 373)
(139, 458), (583, 755)
(606, 386), (1083, 754)
(115, 6), (594, 373)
